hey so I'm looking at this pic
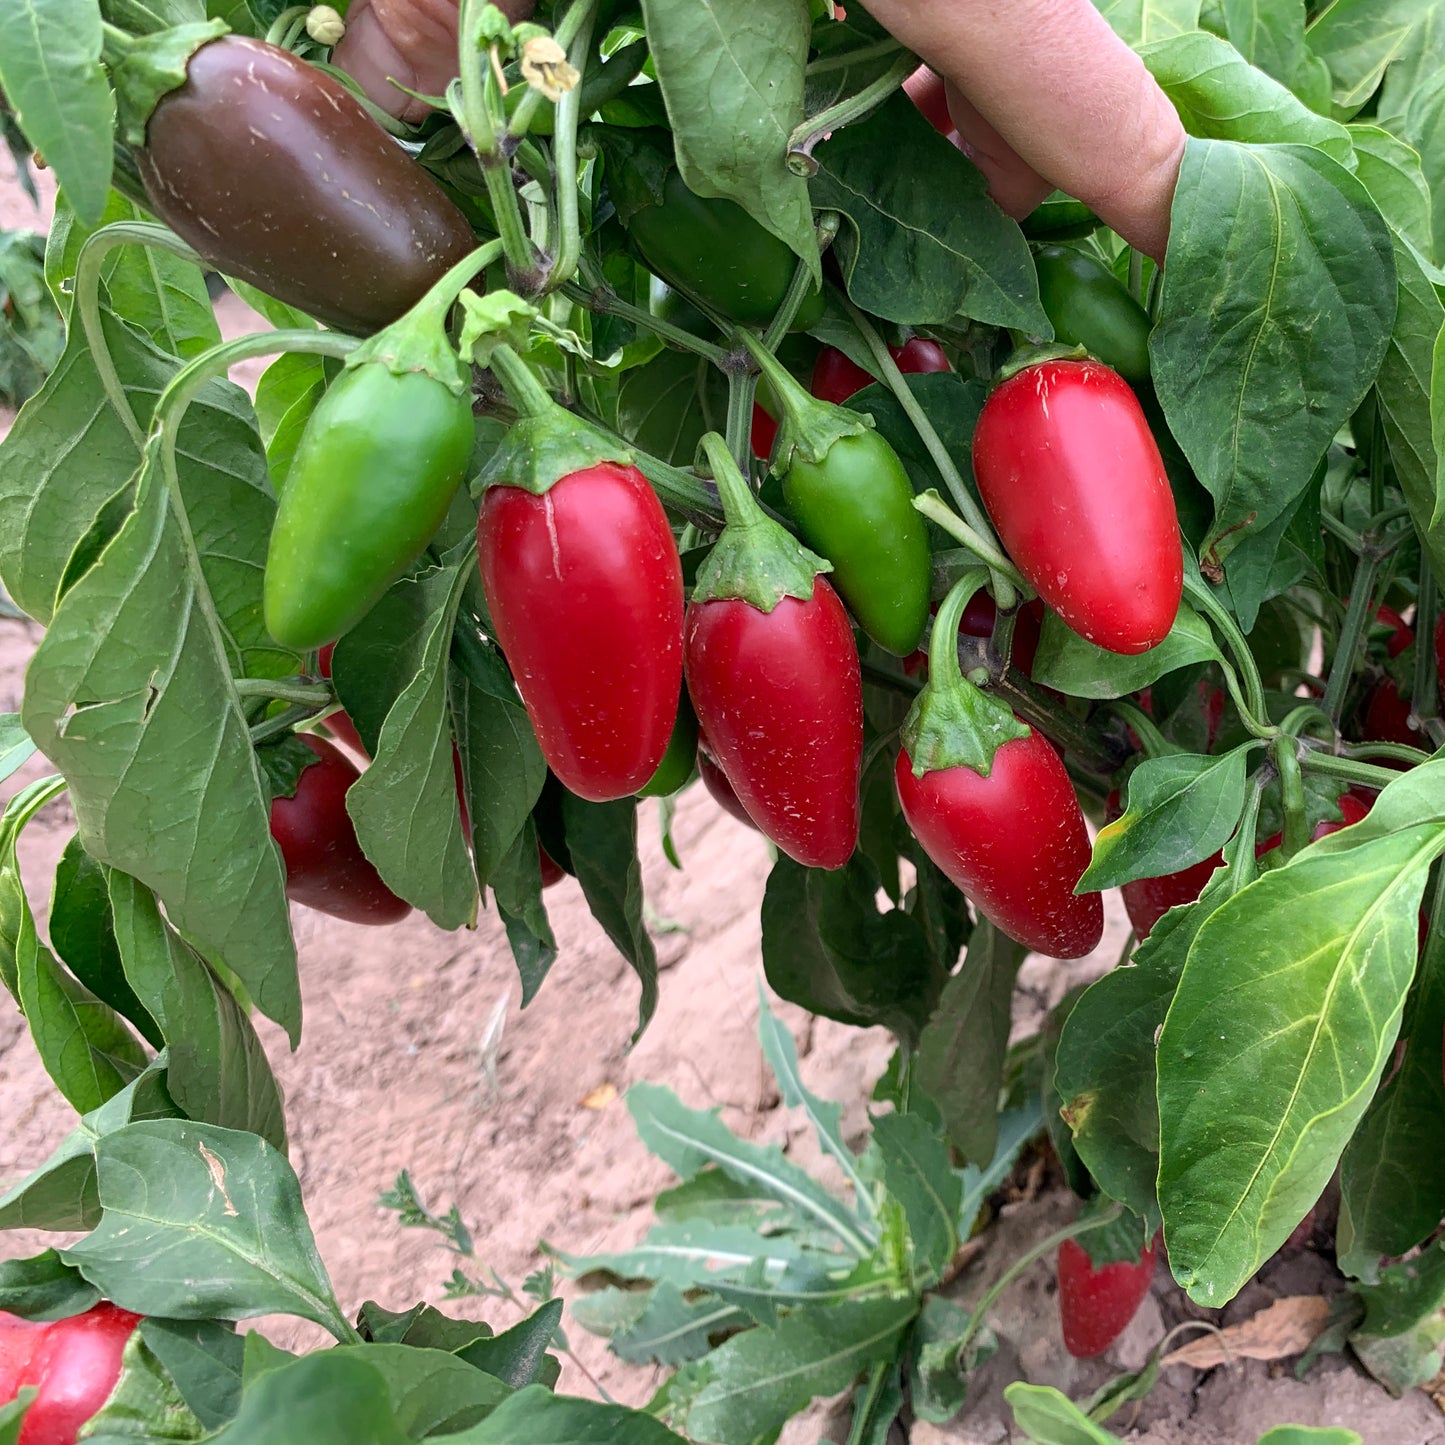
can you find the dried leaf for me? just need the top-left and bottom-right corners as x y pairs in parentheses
(1162, 1296), (1331, 1370)
(579, 1082), (618, 1110)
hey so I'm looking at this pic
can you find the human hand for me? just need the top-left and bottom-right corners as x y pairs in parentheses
(872, 0), (1185, 262)
(332, 0), (536, 123)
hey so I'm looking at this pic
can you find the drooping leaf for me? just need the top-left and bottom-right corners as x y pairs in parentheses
(1157, 827), (1439, 1306)
(869, 1111), (960, 1287)
(1032, 603), (1221, 699)
(811, 94), (1047, 332)
(1349, 1238), (1445, 1396)
(0, 1250), (99, 1319)
(63, 1120), (349, 1337)
(140, 1318), (247, 1431)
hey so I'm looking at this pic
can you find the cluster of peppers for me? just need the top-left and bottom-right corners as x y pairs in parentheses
(117, 29), (1192, 1353)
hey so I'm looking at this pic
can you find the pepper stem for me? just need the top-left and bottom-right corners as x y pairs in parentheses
(927, 570), (990, 695)
(487, 341), (556, 420)
(701, 433), (761, 532)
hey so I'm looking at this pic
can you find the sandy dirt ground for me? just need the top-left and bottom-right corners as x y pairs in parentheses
(3, 163), (1443, 1445)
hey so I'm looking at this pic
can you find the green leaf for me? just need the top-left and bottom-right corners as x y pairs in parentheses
(617, 351), (730, 466)
(1142, 30), (1352, 155)
(1157, 827), (1440, 1306)
(438, 1385), (689, 1444)
(0, 1396), (28, 1445)
(1220, 0), (1309, 91)
(489, 820), (557, 1004)
(1083, 746), (1252, 891)
(760, 854), (949, 1049)
(1092, 0), (1201, 48)
(254, 351), (329, 491)
(958, 1101), (1046, 1240)
(0, 714), (36, 784)
(63, 1119), (348, 1337)
(0, 1249), (99, 1318)
(47, 193), (219, 358)
(639, 0), (817, 284)
(0, 0), (113, 224)
(456, 1300), (562, 1388)
(1305, 0), (1426, 117)
(106, 871), (286, 1151)
(1349, 1238), (1445, 1395)
(755, 989), (873, 1220)
(140, 1318), (247, 1430)
(0, 1057), (179, 1232)
(11, 360), (300, 1042)
(49, 836), (162, 1049)
(627, 1082), (872, 1254)
(811, 94), (1047, 332)
(1153, 138), (1396, 565)
(909, 1296), (972, 1425)
(1337, 899), (1445, 1280)
(1255, 1430), (1363, 1445)
(681, 1295), (917, 1445)
(206, 1353), (412, 1445)
(555, 1221), (805, 1291)
(1347, 132), (1445, 576)
(870, 1111), (960, 1287)
(654, 1169), (786, 1230)
(83, 1330), (206, 1444)
(347, 561), (476, 929)
(333, 1345), (512, 1437)
(561, 793), (658, 1041)
(1005, 1382), (1126, 1445)
(451, 637), (546, 893)
(916, 920), (1027, 1165)
(1032, 602), (1220, 699)
(606, 1282), (744, 1366)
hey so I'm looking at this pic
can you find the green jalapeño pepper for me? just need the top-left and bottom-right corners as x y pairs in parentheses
(742, 335), (931, 657)
(601, 128), (823, 330)
(264, 248), (492, 649)
(1033, 245), (1153, 383)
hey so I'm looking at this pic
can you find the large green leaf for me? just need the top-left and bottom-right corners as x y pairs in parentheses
(440, 1385), (689, 1444)
(347, 561), (476, 929)
(627, 1082), (873, 1254)
(20, 434), (301, 1041)
(1033, 603), (1220, 699)
(916, 921), (1026, 1165)
(680, 1295), (917, 1445)
(638, 0), (817, 283)
(107, 872), (286, 1152)
(1093, 0), (1201, 47)
(0, 0), (112, 223)
(1152, 138), (1396, 568)
(1220, 0), (1309, 92)
(1305, 0), (1426, 118)
(0, 1250), (99, 1318)
(810, 94), (1047, 332)
(1157, 827), (1440, 1305)
(1142, 30), (1351, 156)
(63, 1120), (348, 1337)
(1337, 901), (1445, 1280)
(869, 1111), (959, 1287)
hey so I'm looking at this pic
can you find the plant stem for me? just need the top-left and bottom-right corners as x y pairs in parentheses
(1414, 560), (1439, 726)
(559, 280), (728, 364)
(955, 1204), (1124, 1360)
(1107, 699), (1172, 759)
(1320, 555), (1382, 727)
(542, 0), (597, 291)
(759, 212), (836, 353)
(1274, 735), (1309, 859)
(725, 364), (757, 473)
(74, 222), (211, 447)
(1340, 740), (1433, 767)
(486, 342), (556, 418)
(508, 0), (597, 141)
(250, 703), (318, 746)
(787, 52), (916, 175)
(806, 36), (905, 75)
(992, 671), (1128, 776)
(1182, 574), (1273, 734)
(263, 5), (309, 45)
(927, 571), (990, 694)
(912, 491), (1027, 593)
(232, 679), (333, 707)
(1299, 749), (1408, 792)
(627, 452), (726, 528)
(845, 1361), (893, 1445)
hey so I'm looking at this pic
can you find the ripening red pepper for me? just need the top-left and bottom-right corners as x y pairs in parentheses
(972, 359), (1182, 655)
(538, 845), (565, 889)
(1, 1303), (142, 1445)
(684, 436), (862, 870)
(809, 338), (950, 406)
(751, 402), (779, 461)
(269, 735), (411, 924)
(895, 576), (1102, 957)
(477, 350), (684, 802)
(1058, 1234), (1158, 1358)
(903, 66), (953, 137)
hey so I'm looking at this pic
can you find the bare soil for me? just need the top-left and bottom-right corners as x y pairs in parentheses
(2, 164), (1442, 1445)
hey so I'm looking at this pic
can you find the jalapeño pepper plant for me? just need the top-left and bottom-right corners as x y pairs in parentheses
(0, 0), (1442, 1438)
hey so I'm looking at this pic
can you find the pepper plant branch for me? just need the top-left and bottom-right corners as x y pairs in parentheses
(724, 365), (758, 474)
(1181, 574), (1272, 733)
(1273, 735), (1309, 859)
(1299, 748), (1408, 792)
(805, 36), (905, 75)
(1105, 699), (1171, 759)
(990, 670), (1127, 775)
(1319, 553), (1382, 727)
(912, 491), (1027, 593)
(787, 52), (917, 175)
(759, 212), (838, 355)
(248, 703), (318, 746)
(542, 0), (597, 291)
(559, 280), (728, 364)
(232, 679), (333, 706)
(74, 222), (212, 448)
